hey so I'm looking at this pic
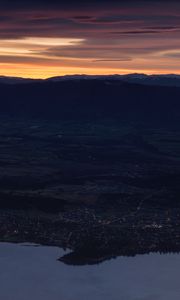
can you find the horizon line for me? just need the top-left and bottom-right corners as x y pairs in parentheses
(1, 72), (180, 80)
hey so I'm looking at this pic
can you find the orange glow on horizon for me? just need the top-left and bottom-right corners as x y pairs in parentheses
(0, 64), (180, 79)
(0, 34), (180, 78)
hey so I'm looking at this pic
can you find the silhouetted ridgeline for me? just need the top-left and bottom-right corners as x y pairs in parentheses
(0, 79), (180, 125)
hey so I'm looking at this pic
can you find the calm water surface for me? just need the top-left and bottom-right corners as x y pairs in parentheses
(0, 243), (179, 300)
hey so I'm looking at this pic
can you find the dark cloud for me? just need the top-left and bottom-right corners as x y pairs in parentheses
(163, 52), (180, 58)
(0, 6), (179, 40)
(72, 16), (94, 20)
(146, 26), (179, 30)
(112, 29), (180, 35)
(0, 0), (179, 10)
(93, 58), (132, 62)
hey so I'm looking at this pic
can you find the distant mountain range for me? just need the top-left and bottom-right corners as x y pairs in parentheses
(47, 74), (180, 88)
(2, 73), (180, 87)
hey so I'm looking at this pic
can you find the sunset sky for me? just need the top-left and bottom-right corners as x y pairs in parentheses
(1, 0), (180, 78)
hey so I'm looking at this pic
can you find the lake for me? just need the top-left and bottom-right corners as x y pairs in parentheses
(0, 242), (179, 300)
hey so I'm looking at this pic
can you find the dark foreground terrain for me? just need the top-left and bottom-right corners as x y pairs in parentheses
(0, 78), (180, 264)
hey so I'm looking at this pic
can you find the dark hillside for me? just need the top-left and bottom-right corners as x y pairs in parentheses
(0, 80), (180, 126)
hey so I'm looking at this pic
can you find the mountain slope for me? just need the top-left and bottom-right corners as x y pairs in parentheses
(0, 79), (179, 127)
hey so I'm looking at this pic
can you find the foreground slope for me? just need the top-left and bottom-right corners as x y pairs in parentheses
(0, 78), (180, 264)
